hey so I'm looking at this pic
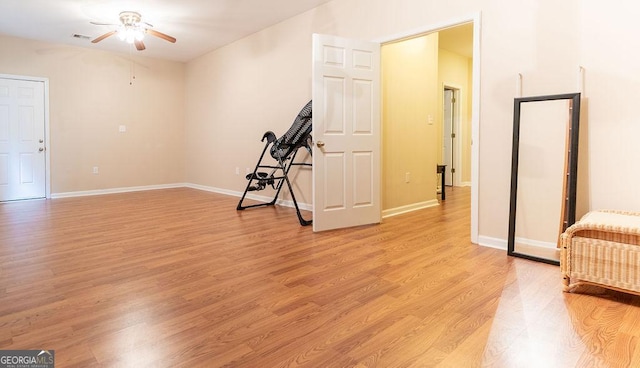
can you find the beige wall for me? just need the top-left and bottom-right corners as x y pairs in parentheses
(184, 16), (314, 204)
(3, 0), (639, 246)
(185, 0), (640, 245)
(382, 34), (439, 211)
(0, 35), (185, 194)
(437, 47), (472, 185)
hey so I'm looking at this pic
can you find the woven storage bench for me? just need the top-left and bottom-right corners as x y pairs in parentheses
(561, 209), (640, 295)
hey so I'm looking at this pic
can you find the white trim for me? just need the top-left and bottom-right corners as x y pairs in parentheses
(460, 181), (472, 187)
(382, 200), (440, 219)
(186, 183), (312, 211)
(0, 74), (51, 199)
(376, 13), (480, 44)
(185, 183), (241, 197)
(44, 79), (50, 198)
(470, 14), (481, 245)
(376, 12), (482, 245)
(514, 237), (557, 249)
(478, 235), (557, 253)
(478, 235), (507, 250)
(51, 183), (186, 198)
(50, 182), (314, 211)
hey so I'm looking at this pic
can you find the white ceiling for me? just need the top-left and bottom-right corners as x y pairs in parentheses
(0, 0), (334, 62)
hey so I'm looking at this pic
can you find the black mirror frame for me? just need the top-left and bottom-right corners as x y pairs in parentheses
(507, 92), (581, 265)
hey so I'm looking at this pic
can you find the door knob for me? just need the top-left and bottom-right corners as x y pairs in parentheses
(316, 141), (325, 148)
(38, 147), (44, 152)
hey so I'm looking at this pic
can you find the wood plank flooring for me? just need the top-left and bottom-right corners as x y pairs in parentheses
(1, 187), (639, 367)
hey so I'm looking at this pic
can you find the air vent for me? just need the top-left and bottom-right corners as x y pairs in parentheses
(72, 34), (91, 40)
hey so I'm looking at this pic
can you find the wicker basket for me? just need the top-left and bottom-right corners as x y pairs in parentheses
(560, 209), (640, 295)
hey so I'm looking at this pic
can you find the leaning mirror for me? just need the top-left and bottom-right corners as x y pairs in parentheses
(508, 93), (581, 265)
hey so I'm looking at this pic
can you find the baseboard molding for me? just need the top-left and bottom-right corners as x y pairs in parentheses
(478, 235), (507, 250)
(184, 183), (312, 211)
(51, 183), (187, 199)
(515, 237), (557, 249)
(382, 199), (440, 219)
(460, 181), (472, 187)
(51, 182), (313, 211)
(184, 183), (243, 198)
(478, 235), (557, 251)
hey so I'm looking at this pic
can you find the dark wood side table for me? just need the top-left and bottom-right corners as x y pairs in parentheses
(436, 165), (446, 200)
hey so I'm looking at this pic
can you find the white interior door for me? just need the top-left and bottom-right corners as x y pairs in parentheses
(442, 88), (454, 186)
(312, 34), (381, 232)
(0, 78), (46, 201)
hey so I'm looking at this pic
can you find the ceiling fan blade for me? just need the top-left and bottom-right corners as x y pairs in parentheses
(146, 29), (176, 43)
(90, 21), (117, 26)
(91, 30), (117, 43)
(134, 39), (146, 51)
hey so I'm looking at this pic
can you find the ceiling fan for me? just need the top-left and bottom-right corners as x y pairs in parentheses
(91, 11), (176, 51)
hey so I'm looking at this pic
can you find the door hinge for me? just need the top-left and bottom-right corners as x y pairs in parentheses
(451, 133), (456, 138)
(451, 168), (456, 174)
(451, 97), (456, 103)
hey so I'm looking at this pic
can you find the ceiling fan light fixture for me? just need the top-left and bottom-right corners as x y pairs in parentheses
(115, 11), (145, 44)
(118, 26), (145, 44)
(90, 10), (175, 49)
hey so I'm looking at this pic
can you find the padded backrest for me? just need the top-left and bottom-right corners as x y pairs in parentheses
(270, 100), (313, 160)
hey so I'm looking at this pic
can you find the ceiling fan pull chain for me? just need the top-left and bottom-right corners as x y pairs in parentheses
(129, 46), (136, 85)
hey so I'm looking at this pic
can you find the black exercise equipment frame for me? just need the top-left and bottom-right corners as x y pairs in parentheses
(236, 101), (313, 226)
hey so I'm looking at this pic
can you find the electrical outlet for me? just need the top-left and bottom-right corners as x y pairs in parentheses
(93, 166), (99, 174)
(118, 125), (127, 133)
(235, 167), (240, 175)
(405, 172), (410, 183)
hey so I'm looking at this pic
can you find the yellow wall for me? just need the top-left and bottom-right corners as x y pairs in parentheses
(437, 47), (472, 184)
(0, 35), (185, 194)
(381, 34), (439, 211)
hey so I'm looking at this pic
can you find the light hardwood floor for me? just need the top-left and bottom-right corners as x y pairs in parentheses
(1, 187), (639, 367)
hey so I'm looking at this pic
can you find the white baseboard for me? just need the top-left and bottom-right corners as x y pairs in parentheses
(184, 183), (243, 197)
(382, 199), (440, 218)
(52, 182), (313, 212)
(478, 235), (507, 250)
(51, 183), (187, 199)
(460, 181), (472, 187)
(515, 237), (557, 249)
(185, 183), (312, 211)
(478, 235), (557, 251)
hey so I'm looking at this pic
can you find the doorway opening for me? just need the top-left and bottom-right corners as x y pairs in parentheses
(379, 17), (478, 242)
(442, 86), (460, 189)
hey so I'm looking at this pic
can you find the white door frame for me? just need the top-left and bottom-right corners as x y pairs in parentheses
(376, 13), (481, 244)
(0, 74), (51, 199)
